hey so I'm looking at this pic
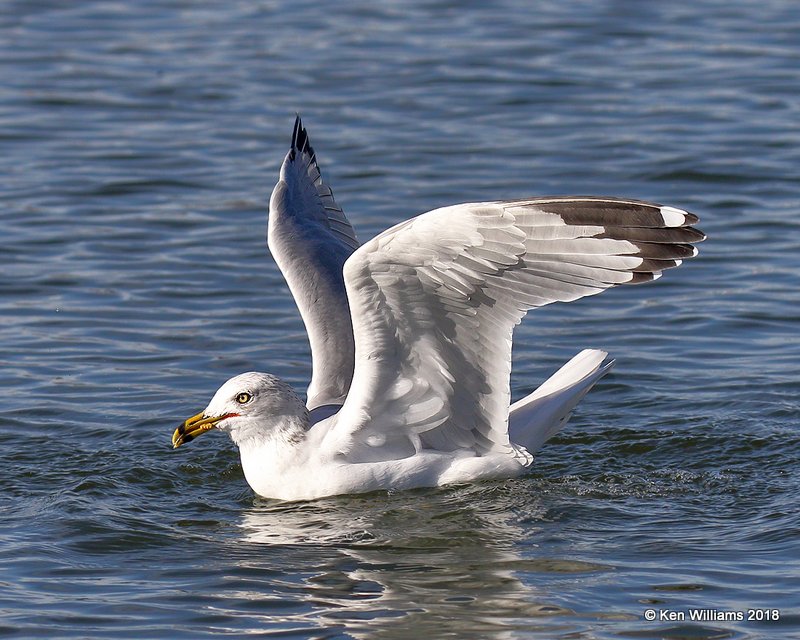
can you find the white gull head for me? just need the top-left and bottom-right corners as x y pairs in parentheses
(174, 372), (308, 450)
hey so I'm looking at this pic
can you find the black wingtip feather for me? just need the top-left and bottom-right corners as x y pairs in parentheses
(682, 211), (700, 226)
(292, 114), (302, 142)
(513, 197), (704, 233)
(628, 272), (659, 284)
(289, 115), (316, 164)
(596, 225), (706, 244)
(633, 258), (683, 273)
(634, 242), (698, 260)
(291, 115), (307, 152)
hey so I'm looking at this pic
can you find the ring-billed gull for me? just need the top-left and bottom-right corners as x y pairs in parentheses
(172, 117), (704, 501)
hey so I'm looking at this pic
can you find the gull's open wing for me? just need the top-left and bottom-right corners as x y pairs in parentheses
(268, 117), (360, 410)
(328, 197), (704, 461)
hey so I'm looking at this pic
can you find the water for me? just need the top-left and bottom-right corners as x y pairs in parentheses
(2, 1), (799, 637)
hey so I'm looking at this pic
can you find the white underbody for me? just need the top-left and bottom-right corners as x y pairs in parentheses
(240, 440), (528, 502)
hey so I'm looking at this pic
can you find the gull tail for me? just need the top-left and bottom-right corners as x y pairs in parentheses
(509, 349), (614, 454)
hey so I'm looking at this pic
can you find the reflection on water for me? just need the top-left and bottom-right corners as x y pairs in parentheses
(235, 485), (616, 638)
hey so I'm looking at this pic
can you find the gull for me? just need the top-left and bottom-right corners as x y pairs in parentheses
(172, 117), (704, 502)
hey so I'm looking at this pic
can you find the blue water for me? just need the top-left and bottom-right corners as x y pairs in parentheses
(2, 1), (799, 638)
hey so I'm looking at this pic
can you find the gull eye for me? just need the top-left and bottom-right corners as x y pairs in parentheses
(236, 392), (252, 405)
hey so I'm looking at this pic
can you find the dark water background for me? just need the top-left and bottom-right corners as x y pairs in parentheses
(2, 1), (799, 638)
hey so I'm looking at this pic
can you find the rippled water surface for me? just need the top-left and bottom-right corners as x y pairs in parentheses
(2, 1), (799, 638)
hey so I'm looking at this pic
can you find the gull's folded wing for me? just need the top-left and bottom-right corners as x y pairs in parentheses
(268, 117), (360, 410)
(328, 197), (704, 461)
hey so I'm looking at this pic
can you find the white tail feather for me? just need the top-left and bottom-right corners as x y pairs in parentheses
(509, 349), (614, 454)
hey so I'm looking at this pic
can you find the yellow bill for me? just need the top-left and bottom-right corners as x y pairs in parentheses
(172, 411), (234, 448)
